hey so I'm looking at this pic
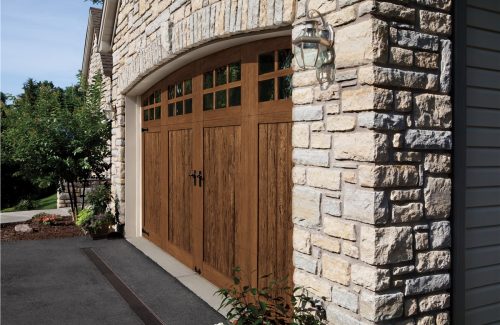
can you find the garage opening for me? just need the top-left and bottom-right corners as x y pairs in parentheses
(140, 37), (293, 289)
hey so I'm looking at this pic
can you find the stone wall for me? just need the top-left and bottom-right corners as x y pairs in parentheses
(89, 34), (113, 110)
(291, 0), (452, 324)
(110, 0), (295, 220)
(56, 179), (105, 209)
(90, 33), (113, 182)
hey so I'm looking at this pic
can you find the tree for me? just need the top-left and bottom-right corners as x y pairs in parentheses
(1, 88), (56, 209)
(2, 74), (110, 219)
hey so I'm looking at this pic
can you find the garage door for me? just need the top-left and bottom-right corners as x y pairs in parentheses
(141, 37), (293, 289)
(462, 1), (500, 323)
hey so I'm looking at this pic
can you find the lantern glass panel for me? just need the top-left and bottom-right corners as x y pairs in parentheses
(315, 43), (328, 68)
(293, 43), (304, 68)
(302, 42), (319, 68)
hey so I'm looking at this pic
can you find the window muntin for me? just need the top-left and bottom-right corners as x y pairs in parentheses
(258, 49), (293, 103)
(142, 89), (162, 121)
(166, 79), (193, 117)
(202, 61), (242, 111)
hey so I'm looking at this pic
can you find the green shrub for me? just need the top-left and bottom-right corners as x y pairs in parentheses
(76, 208), (113, 234)
(87, 183), (111, 215)
(16, 199), (35, 211)
(216, 268), (326, 325)
(76, 208), (93, 227)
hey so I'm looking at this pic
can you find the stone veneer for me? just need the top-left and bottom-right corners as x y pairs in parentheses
(290, 0), (452, 324)
(107, 0), (453, 323)
(109, 0), (294, 221)
(57, 179), (105, 209)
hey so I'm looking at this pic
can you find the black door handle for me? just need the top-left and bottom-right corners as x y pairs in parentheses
(188, 170), (196, 185)
(197, 171), (203, 187)
(141, 127), (149, 132)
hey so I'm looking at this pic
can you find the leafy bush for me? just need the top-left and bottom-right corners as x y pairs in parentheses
(76, 208), (93, 228)
(87, 183), (111, 215)
(16, 199), (35, 211)
(216, 269), (326, 325)
(76, 208), (113, 234)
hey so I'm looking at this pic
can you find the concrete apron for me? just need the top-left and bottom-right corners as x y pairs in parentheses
(126, 237), (230, 316)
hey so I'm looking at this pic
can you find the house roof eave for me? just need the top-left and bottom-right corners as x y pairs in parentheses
(98, 0), (119, 54)
(81, 13), (95, 82)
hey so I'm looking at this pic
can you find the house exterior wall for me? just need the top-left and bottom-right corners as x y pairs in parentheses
(89, 35), (113, 102)
(109, 0), (453, 324)
(458, 1), (500, 323)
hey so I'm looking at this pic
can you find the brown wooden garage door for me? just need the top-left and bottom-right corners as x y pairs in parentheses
(141, 37), (293, 289)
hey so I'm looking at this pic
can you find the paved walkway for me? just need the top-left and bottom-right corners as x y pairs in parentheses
(0, 208), (70, 224)
(1, 237), (226, 325)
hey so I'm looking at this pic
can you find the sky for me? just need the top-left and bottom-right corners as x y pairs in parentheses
(1, 0), (100, 97)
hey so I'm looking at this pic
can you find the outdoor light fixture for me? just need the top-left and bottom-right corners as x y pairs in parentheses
(292, 0), (334, 69)
(103, 99), (115, 120)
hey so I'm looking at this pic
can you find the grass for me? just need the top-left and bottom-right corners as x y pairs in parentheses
(35, 193), (57, 209)
(1, 193), (57, 212)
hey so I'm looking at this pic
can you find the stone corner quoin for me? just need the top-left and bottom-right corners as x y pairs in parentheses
(289, 0), (453, 324)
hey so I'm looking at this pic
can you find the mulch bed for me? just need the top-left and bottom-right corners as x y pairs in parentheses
(1, 214), (83, 241)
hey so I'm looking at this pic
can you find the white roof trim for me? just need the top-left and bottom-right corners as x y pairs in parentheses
(81, 12), (95, 81)
(98, 0), (119, 53)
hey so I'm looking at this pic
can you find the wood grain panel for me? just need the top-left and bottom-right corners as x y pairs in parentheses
(168, 129), (193, 253)
(257, 122), (293, 289)
(143, 131), (162, 243)
(203, 126), (241, 278)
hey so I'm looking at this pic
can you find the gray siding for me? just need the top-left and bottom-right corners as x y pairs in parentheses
(465, 1), (500, 324)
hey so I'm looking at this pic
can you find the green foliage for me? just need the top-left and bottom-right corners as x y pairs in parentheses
(34, 193), (58, 210)
(16, 199), (35, 211)
(87, 183), (111, 215)
(2, 193), (57, 212)
(76, 208), (93, 227)
(113, 194), (121, 225)
(2, 74), (110, 218)
(1, 87), (57, 209)
(216, 268), (326, 325)
(77, 208), (113, 234)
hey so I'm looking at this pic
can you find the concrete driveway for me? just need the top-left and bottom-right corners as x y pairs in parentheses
(1, 237), (226, 325)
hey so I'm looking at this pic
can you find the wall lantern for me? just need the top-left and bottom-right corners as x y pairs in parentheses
(103, 99), (115, 121)
(292, 2), (334, 69)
